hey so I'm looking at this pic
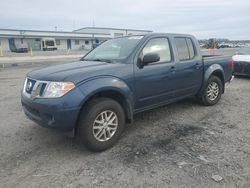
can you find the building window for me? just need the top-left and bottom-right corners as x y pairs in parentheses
(75, 40), (79, 45)
(21, 38), (23, 44)
(114, 33), (124, 38)
(85, 40), (89, 45)
(55, 39), (60, 45)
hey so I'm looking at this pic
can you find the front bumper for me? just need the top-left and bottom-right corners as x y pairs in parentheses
(21, 88), (84, 131)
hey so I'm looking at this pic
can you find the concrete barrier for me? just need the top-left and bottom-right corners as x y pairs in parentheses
(0, 54), (83, 68)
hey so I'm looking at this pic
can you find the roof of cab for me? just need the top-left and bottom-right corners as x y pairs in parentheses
(143, 32), (195, 38)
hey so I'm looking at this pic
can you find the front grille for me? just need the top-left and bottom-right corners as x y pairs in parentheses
(23, 78), (48, 98)
(39, 83), (47, 96)
(25, 78), (36, 94)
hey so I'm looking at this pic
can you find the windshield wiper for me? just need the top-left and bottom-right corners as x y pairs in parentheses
(82, 58), (113, 63)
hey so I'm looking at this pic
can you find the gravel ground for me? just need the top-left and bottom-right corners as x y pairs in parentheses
(0, 65), (250, 188)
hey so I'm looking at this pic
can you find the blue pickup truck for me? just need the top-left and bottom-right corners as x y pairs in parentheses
(21, 33), (234, 151)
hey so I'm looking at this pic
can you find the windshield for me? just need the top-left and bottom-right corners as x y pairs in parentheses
(82, 36), (144, 63)
(238, 47), (250, 55)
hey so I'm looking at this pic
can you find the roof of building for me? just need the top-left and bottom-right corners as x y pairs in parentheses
(73, 27), (152, 33)
(0, 28), (111, 39)
(0, 27), (152, 39)
(0, 28), (111, 35)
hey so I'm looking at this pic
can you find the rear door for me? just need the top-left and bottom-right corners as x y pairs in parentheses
(134, 37), (176, 110)
(173, 37), (203, 97)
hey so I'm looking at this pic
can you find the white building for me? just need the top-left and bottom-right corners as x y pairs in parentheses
(0, 27), (152, 52)
(74, 27), (152, 38)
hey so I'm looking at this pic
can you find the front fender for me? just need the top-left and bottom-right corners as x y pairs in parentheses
(77, 76), (134, 118)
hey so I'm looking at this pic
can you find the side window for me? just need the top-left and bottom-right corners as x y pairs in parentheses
(186, 38), (195, 59)
(175, 37), (189, 61)
(140, 38), (171, 64)
(175, 37), (196, 61)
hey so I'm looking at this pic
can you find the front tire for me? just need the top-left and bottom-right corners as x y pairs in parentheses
(199, 76), (223, 106)
(76, 98), (125, 152)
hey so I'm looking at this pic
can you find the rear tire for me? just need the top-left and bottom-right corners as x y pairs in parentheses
(198, 75), (223, 106)
(76, 98), (125, 152)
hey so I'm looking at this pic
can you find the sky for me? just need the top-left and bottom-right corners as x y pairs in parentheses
(0, 0), (250, 40)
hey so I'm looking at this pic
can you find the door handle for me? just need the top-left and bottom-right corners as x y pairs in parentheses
(170, 66), (176, 72)
(194, 63), (201, 69)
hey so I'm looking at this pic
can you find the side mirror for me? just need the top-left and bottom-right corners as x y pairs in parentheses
(142, 53), (160, 65)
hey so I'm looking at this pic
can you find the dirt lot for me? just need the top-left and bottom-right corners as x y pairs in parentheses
(0, 65), (249, 188)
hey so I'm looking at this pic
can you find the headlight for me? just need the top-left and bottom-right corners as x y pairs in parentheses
(43, 82), (75, 98)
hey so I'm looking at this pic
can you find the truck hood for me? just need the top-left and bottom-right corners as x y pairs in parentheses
(27, 61), (129, 84)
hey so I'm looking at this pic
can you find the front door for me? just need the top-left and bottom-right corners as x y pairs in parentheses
(134, 37), (176, 110)
(67, 39), (71, 49)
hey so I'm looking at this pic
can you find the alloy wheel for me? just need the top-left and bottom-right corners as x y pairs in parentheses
(207, 82), (219, 101)
(92, 110), (118, 142)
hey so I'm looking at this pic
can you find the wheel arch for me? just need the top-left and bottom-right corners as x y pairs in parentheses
(210, 70), (225, 93)
(77, 77), (134, 125)
(199, 64), (225, 95)
(83, 89), (133, 122)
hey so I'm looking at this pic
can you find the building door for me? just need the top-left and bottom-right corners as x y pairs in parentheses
(67, 39), (71, 49)
(8, 38), (16, 51)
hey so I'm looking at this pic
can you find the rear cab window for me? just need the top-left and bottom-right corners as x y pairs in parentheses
(175, 37), (196, 61)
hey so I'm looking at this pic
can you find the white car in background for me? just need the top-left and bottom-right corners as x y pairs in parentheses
(41, 38), (57, 51)
(232, 48), (250, 76)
